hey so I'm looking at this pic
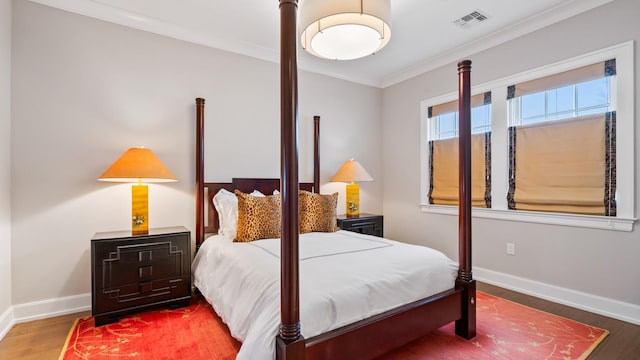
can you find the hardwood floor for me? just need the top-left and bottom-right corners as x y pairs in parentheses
(0, 310), (90, 360)
(0, 283), (638, 359)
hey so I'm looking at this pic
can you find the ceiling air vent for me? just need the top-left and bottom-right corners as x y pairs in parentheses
(454, 10), (489, 29)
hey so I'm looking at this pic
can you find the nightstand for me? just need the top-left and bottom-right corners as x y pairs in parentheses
(91, 226), (191, 326)
(337, 213), (384, 237)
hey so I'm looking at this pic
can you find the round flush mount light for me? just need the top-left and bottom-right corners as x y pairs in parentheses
(300, 0), (391, 61)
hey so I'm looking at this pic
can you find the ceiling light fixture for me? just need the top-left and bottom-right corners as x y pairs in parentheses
(300, 0), (391, 61)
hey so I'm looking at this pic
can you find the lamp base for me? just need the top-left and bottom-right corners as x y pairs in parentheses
(346, 183), (360, 217)
(132, 184), (148, 235)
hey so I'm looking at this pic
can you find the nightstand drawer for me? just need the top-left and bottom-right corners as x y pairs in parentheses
(94, 240), (188, 313)
(97, 240), (184, 287)
(91, 227), (191, 325)
(337, 213), (383, 237)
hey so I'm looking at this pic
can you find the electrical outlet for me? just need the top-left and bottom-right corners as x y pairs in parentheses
(506, 243), (515, 255)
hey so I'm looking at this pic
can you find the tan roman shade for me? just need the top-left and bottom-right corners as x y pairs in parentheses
(428, 132), (491, 207)
(507, 59), (616, 99)
(428, 92), (491, 118)
(507, 112), (616, 216)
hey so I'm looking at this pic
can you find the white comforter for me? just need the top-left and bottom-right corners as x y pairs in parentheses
(192, 230), (457, 360)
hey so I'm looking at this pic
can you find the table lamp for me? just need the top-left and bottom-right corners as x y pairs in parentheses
(331, 159), (373, 217)
(98, 147), (177, 235)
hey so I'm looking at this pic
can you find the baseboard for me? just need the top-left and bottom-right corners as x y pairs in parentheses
(474, 266), (640, 325)
(0, 306), (15, 341)
(12, 293), (91, 324)
(3, 272), (639, 342)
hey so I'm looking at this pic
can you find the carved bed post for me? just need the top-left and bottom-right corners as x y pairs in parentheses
(455, 60), (477, 339)
(314, 116), (320, 193)
(195, 98), (205, 250)
(277, 0), (305, 359)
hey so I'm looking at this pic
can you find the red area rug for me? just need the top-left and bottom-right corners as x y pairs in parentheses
(60, 292), (607, 359)
(379, 292), (608, 360)
(59, 300), (240, 360)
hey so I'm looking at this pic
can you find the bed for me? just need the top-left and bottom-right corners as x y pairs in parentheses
(192, 2), (476, 359)
(193, 231), (458, 359)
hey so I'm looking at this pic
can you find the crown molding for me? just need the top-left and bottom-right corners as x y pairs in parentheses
(29, 0), (614, 89)
(26, 0), (383, 88)
(380, 0), (615, 88)
(28, 0), (280, 64)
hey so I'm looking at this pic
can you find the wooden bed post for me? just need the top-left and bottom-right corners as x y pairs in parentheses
(313, 116), (320, 193)
(193, 48), (475, 360)
(455, 60), (477, 339)
(277, 0), (305, 359)
(195, 98), (205, 250)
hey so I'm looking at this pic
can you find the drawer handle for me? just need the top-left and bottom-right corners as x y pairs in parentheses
(138, 250), (152, 262)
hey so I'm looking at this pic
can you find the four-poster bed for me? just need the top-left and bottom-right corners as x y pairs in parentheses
(192, 1), (475, 358)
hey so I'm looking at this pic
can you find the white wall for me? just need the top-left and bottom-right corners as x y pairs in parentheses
(15, 0), (637, 325)
(383, 0), (639, 315)
(10, 1), (382, 305)
(0, 0), (12, 322)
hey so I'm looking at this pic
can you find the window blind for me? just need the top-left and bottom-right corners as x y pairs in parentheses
(428, 92), (491, 118)
(507, 59), (616, 100)
(507, 112), (616, 215)
(428, 132), (491, 207)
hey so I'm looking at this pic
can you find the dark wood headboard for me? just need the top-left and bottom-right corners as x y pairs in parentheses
(194, 97), (320, 248)
(202, 178), (316, 237)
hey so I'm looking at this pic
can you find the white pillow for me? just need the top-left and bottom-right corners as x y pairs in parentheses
(212, 189), (237, 238)
(212, 189), (264, 238)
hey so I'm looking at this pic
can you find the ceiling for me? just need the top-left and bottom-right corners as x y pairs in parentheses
(30, 0), (613, 88)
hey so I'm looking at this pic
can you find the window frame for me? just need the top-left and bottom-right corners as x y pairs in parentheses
(431, 103), (492, 139)
(420, 41), (636, 231)
(509, 75), (615, 126)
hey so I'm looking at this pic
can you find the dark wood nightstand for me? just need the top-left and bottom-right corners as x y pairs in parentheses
(337, 213), (384, 237)
(91, 226), (191, 326)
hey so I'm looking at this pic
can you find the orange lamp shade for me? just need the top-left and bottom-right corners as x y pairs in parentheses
(98, 147), (177, 235)
(98, 147), (177, 183)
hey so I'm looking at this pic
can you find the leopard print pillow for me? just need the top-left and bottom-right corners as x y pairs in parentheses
(234, 190), (281, 242)
(299, 190), (338, 233)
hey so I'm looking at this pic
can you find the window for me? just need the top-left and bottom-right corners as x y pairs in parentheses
(420, 41), (635, 231)
(428, 133), (491, 207)
(508, 59), (616, 125)
(515, 78), (612, 124)
(425, 92), (492, 207)
(507, 112), (616, 216)
(429, 92), (492, 139)
(507, 60), (617, 217)
(472, 104), (492, 133)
